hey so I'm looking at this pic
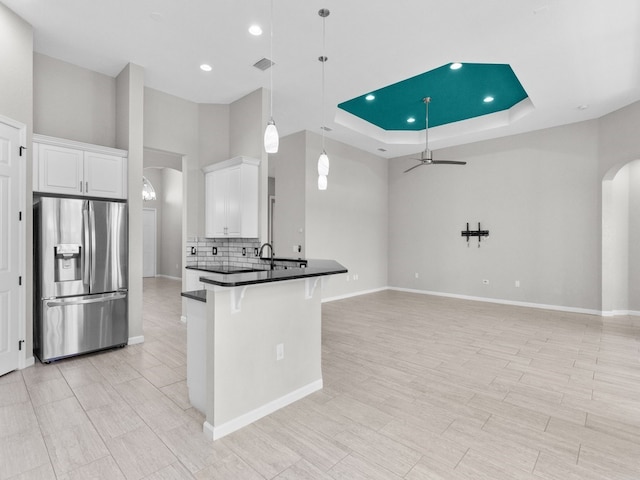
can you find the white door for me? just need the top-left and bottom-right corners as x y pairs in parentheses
(0, 121), (21, 376)
(143, 208), (157, 277)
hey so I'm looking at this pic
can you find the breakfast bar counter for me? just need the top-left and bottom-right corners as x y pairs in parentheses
(182, 259), (346, 440)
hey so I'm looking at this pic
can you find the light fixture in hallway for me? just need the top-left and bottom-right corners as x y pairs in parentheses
(263, 0), (279, 153)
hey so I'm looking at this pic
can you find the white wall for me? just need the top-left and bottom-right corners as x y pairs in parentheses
(0, 2), (33, 357)
(305, 131), (389, 300)
(389, 121), (602, 312)
(33, 53), (116, 147)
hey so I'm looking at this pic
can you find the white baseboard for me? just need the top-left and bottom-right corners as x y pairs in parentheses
(19, 356), (35, 370)
(388, 287), (602, 316)
(128, 335), (145, 345)
(156, 274), (182, 282)
(322, 287), (389, 303)
(602, 309), (640, 317)
(203, 379), (323, 441)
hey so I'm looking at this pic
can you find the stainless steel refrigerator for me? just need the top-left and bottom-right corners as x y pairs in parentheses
(34, 196), (128, 362)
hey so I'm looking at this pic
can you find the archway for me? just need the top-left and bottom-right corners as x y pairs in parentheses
(602, 159), (640, 316)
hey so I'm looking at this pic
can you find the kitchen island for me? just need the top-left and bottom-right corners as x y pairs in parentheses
(182, 259), (347, 440)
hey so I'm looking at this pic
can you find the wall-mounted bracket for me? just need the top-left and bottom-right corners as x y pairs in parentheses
(461, 222), (489, 248)
(230, 286), (248, 313)
(305, 277), (320, 299)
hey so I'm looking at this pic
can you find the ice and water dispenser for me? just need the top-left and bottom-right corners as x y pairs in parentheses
(54, 244), (82, 282)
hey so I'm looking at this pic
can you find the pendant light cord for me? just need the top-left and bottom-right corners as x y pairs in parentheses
(321, 16), (326, 151)
(269, 0), (274, 119)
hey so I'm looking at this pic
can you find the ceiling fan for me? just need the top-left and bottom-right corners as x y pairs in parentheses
(404, 97), (467, 173)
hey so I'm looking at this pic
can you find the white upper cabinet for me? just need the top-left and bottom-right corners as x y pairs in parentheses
(203, 157), (260, 238)
(33, 134), (128, 199)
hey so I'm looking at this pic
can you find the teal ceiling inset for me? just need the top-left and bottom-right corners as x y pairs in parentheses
(337, 63), (528, 131)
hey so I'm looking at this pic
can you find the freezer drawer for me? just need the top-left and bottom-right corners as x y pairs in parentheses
(37, 292), (128, 362)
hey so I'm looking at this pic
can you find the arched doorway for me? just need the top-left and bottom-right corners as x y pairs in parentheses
(602, 159), (640, 315)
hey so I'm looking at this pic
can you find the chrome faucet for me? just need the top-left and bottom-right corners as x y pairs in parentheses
(258, 243), (275, 270)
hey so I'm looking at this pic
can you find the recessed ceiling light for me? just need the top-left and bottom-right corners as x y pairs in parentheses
(365, 94), (375, 101)
(577, 104), (589, 110)
(450, 62), (463, 70)
(407, 117), (416, 123)
(150, 12), (163, 22)
(249, 25), (263, 36)
(483, 96), (494, 103)
(200, 64), (212, 72)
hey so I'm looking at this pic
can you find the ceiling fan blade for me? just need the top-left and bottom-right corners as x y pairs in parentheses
(403, 162), (426, 173)
(430, 160), (467, 165)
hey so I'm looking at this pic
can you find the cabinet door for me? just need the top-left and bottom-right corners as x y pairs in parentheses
(84, 152), (126, 199)
(225, 166), (242, 237)
(37, 144), (84, 195)
(205, 170), (228, 237)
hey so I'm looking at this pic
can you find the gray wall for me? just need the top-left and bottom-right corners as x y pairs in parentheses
(305, 132), (389, 300)
(160, 168), (183, 278)
(389, 121), (602, 312)
(116, 63), (145, 341)
(629, 161), (640, 311)
(33, 53), (116, 147)
(0, 3), (33, 358)
(271, 131), (306, 257)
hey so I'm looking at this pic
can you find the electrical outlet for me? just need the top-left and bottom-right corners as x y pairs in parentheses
(254, 248), (258, 256)
(354, 274), (359, 280)
(190, 246), (196, 255)
(276, 343), (284, 361)
(242, 247), (246, 256)
(346, 275), (351, 281)
(212, 247), (217, 255)
(482, 279), (489, 285)
(415, 272), (419, 279)
(515, 280), (520, 288)
(293, 245), (297, 253)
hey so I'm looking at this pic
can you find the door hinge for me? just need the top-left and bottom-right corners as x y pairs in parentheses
(19, 146), (27, 156)
(18, 276), (22, 286)
(19, 211), (22, 221)
(18, 340), (24, 351)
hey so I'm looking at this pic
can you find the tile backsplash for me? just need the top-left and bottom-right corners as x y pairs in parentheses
(185, 238), (304, 271)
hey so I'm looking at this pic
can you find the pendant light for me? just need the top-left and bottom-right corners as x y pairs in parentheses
(317, 8), (330, 190)
(142, 176), (156, 201)
(263, 0), (279, 153)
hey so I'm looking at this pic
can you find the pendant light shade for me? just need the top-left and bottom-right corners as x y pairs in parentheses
(318, 174), (327, 190)
(317, 151), (329, 176)
(264, 0), (279, 153)
(264, 119), (279, 153)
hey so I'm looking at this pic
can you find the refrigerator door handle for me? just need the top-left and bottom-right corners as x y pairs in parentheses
(83, 204), (91, 288)
(89, 202), (96, 288)
(46, 292), (127, 308)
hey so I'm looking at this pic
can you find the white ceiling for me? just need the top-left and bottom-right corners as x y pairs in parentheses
(4, 0), (640, 158)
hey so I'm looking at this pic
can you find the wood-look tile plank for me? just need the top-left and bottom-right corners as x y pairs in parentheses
(105, 425), (177, 480)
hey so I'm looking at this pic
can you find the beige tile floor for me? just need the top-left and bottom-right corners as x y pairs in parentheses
(1, 278), (640, 479)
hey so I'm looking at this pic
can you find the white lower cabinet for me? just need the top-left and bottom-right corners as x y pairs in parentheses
(33, 134), (128, 199)
(203, 156), (260, 238)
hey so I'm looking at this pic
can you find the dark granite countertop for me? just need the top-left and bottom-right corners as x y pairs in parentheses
(196, 259), (347, 287)
(181, 289), (207, 303)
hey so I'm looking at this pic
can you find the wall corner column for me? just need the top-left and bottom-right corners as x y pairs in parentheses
(116, 63), (145, 340)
